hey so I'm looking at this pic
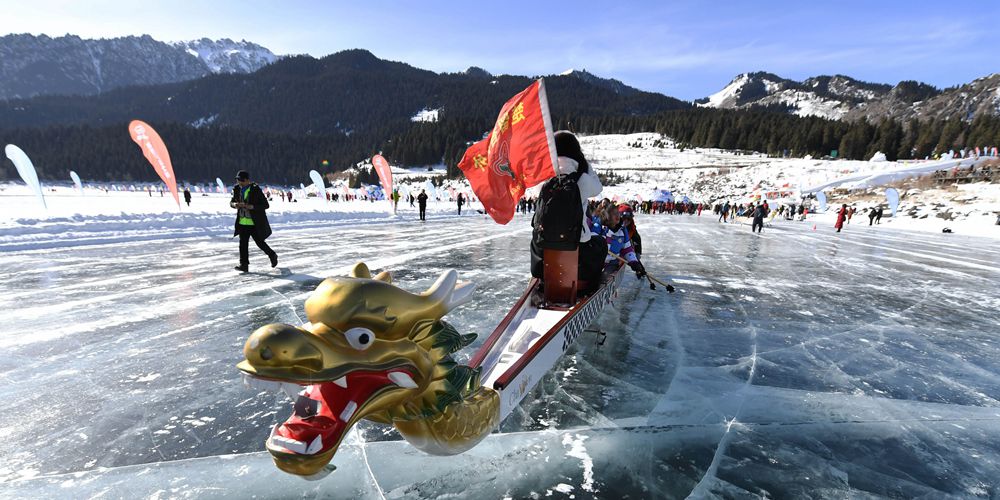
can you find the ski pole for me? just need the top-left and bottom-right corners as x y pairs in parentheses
(607, 251), (675, 293)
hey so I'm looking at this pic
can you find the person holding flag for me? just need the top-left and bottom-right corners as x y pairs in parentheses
(231, 170), (278, 273)
(457, 79), (558, 225)
(459, 80), (615, 287)
(533, 131), (606, 285)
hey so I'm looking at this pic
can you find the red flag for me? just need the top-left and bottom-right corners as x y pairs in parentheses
(458, 79), (557, 224)
(372, 154), (393, 198)
(128, 120), (179, 207)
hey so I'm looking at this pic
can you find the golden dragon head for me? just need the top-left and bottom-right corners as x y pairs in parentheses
(236, 263), (478, 478)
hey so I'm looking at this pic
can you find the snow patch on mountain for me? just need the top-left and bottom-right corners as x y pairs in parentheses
(189, 114), (219, 128)
(778, 90), (846, 120)
(411, 108), (440, 123)
(173, 38), (276, 74)
(701, 74), (749, 108)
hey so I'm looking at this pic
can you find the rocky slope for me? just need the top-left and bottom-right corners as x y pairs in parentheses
(699, 71), (1000, 123)
(0, 34), (276, 100)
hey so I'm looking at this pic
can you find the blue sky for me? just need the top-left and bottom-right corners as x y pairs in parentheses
(4, 0), (997, 100)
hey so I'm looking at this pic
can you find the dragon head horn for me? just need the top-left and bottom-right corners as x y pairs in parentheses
(423, 269), (475, 313)
(350, 262), (392, 283)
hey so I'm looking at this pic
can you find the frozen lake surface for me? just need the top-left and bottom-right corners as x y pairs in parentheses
(1, 213), (999, 498)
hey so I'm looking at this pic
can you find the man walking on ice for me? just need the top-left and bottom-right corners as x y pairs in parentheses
(231, 170), (278, 273)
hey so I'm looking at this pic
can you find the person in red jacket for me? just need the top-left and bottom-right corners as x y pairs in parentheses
(835, 204), (848, 233)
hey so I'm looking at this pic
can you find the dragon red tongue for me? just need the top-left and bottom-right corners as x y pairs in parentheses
(272, 369), (410, 455)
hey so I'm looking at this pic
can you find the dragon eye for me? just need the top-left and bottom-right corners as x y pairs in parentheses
(344, 327), (375, 350)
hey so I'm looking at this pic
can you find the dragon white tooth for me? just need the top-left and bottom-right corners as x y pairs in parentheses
(271, 435), (307, 454)
(306, 435), (323, 455)
(339, 401), (358, 422)
(388, 372), (418, 389)
(333, 376), (348, 389)
(242, 374), (250, 388)
(269, 423), (280, 438)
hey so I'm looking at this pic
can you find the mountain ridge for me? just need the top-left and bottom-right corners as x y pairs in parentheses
(0, 33), (276, 100)
(698, 71), (1000, 122)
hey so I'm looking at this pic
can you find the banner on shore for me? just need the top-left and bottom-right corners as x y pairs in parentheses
(128, 120), (179, 208)
(70, 171), (83, 196)
(885, 188), (899, 216)
(816, 191), (827, 212)
(372, 155), (393, 198)
(4, 144), (46, 209)
(309, 170), (326, 200)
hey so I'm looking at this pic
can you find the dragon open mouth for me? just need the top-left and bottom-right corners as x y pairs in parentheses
(242, 366), (418, 476)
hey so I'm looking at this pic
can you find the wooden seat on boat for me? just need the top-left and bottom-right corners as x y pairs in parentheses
(542, 248), (578, 306)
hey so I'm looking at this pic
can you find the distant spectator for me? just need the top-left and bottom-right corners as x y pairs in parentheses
(835, 204), (848, 232)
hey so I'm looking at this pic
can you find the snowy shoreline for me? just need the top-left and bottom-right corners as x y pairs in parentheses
(3, 132), (999, 247)
(0, 188), (477, 251)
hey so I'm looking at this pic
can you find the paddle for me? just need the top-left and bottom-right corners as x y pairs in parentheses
(607, 251), (675, 293)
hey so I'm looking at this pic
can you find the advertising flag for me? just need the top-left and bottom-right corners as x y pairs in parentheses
(372, 155), (393, 199)
(128, 120), (179, 207)
(309, 170), (326, 200)
(70, 171), (83, 196)
(4, 144), (46, 209)
(458, 79), (557, 224)
(885, 188), (900, 216)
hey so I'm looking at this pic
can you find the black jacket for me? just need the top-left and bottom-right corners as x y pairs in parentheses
(231, 183), (272, 239)
(417, 193), (428, 206)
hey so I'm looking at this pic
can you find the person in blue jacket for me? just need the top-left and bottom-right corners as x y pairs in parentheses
(598, 204), (645, 279)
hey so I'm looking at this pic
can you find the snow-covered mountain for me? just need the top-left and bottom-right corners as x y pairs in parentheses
(698, 71), (1000, 122)
(0, 34), (276, 100)
(696, 72), (893, 120)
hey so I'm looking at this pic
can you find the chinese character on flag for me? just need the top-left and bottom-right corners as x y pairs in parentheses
(458, 79), (557, 224)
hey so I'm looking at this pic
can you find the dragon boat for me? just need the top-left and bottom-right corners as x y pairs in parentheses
(237, 250), (625, 479)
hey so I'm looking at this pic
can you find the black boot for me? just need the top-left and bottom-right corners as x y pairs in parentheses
(269, 253), (278, 268)
(235, 264), (248, 273)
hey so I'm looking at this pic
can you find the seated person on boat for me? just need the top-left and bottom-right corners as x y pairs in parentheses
(597, 203), (646, 279)
(529, 131), (607, 294)
(617, 203), (642, 257)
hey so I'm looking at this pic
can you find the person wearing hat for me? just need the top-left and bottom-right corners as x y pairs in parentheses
(617, 203), (642, 257)
(231, 170), (277, 272)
